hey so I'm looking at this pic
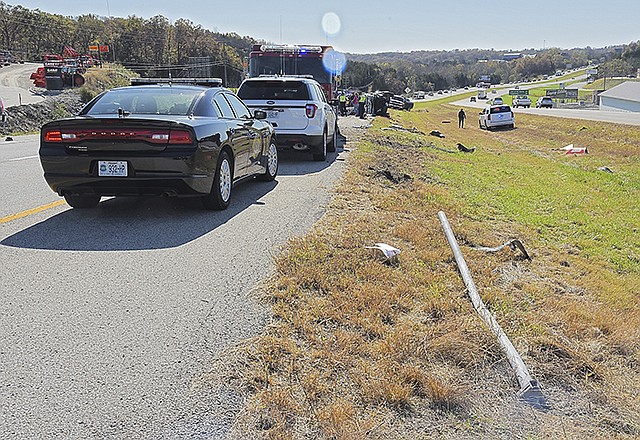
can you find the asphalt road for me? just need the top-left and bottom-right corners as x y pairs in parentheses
(0, 62), (45, 107)
(0, 132), (350, 437)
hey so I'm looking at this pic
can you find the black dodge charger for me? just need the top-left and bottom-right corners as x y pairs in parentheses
(39, 78), (278, 210)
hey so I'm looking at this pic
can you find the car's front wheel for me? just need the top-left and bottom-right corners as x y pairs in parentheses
(313, 129), (327, 161)
(202, 150), (232, 210)
(258, 141), (278, 181)
(64, 195), (101, 208)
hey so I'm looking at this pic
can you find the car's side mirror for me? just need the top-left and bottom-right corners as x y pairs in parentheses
(254, 109), (267, 120)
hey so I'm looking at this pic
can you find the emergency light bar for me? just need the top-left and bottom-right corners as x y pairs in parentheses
(130, 77), (223, 87)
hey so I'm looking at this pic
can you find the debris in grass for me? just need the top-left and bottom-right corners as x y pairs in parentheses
(365, 242), (401, 264)
(382, 124), (424, 134)
(456, 143), (476, 153)
(578, 126), (589, 131)
(559, 144), (588, 155)
(426, 142), (456, 153)
(369, 166), (413, 184)
(598, 166), (614, 173)
(442, 120), (451, 123)
(430, 130), (445, 138)
(471, 239), (531, 260)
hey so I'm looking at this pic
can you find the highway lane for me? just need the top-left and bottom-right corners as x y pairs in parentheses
(0, 134), (63, 219)
(0, 62), (46, 107)
(453, 95), (640, 127)
(0, 131), (350, 437)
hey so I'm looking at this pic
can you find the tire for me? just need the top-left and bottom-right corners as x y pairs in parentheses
(327, 123), (337, 153)
(258, 141), (278, 181)
(202, 150), (232, 210)
(312, 130), (327, 161)
(64, 194), (100, 208)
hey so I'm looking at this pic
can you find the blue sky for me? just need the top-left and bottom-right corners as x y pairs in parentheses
(11, 0), (640, 54)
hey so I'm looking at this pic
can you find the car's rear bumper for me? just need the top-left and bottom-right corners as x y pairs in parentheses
(486, 120), (514, 128)
(274, 133), (324, 151)
(40, 154), (214, 197)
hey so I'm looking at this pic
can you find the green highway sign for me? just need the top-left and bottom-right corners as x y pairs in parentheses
(509, 89), (529, 95)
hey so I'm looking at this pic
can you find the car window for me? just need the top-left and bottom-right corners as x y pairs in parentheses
(490, 105), (511, 113)
(237, 80), (310, 100)
(213, 94), (235, 118)
(314, 84), (327, 103)
(223, 93), (251, 119)
(83, 88), (201, 116)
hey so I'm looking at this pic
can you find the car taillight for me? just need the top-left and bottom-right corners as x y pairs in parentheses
(305, 104), (317, 118)
(43, 128), (194, 145)
(44, 130), (63, 142)
(168, 129), (194, 145)
(487, 114), (491, 120)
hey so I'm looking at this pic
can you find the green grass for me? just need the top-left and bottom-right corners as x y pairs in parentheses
(219, 92), (640, 439)
(583, 77), (640, 90)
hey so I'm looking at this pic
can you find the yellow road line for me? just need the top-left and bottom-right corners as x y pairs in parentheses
(0, 200), (66, 224)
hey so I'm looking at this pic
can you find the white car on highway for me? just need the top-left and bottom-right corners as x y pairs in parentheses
(512, 95), (531, 108)
(478, 104), (515, 130)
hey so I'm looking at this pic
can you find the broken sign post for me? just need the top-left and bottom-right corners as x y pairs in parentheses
(437, 211), (549, 410)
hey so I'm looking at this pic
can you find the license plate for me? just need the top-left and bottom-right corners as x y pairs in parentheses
(98, 160), (128, 177)
(267, 110), (279, 119)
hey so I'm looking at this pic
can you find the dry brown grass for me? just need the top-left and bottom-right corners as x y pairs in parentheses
(215, 104), (640, 439)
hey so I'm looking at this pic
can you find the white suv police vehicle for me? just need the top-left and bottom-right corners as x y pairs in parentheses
(237, 76), (337, 161)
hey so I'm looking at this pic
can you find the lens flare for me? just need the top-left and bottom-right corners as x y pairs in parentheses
(322, 49), (347, 75)
(321, 12), (341, 36)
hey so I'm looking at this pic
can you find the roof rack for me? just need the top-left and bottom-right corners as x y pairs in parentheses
(130, 77), (223, 87)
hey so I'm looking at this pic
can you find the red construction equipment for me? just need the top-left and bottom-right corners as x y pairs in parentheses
(30, 47), (95, 90)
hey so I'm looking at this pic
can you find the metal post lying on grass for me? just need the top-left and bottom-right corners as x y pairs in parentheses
(437, 210), (549, 410)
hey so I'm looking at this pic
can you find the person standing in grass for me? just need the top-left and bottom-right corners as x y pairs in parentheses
(458, 108), (466, 128)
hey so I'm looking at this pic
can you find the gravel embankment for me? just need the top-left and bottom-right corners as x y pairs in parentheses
(1, 91), (84, 136)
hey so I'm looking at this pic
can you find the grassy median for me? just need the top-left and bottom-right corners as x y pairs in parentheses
(218, 100), (640, 439)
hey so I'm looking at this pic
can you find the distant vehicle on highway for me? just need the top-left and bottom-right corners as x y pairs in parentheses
(490, 97), (504, 105)
(478, 104), (514, 130)
(512, 96), (531, 108)
(470, 96), (476, 102)
(536, 96), (554, 108)
(39, 78), (278, 210)
(0, 95), (6, 122)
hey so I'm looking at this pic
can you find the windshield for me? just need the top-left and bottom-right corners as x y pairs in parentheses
(490, 105), (511, 113)
(249, 56), (331, 83)
(238, 81), (310, 100)
(83, 88), (202, 116)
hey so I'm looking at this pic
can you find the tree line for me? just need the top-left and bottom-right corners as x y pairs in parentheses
(0, 2), (255, 86)
(1, 2), (638, 92)
(342, 46), (639, 93)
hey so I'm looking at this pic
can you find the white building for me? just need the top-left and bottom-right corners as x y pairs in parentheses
(599, 81), (640, 112)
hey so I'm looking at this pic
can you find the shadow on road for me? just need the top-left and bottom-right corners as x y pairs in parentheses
(1, 179), (278, 251)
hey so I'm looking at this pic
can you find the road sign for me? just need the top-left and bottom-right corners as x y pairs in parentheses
(99, 45), (109, 53)
(89, 45), (99, 51)
(509, 89), (529, 95)
(546, 89), (578, 99)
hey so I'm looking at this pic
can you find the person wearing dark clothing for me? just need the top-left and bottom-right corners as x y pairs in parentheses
(458, 108), (466, 128)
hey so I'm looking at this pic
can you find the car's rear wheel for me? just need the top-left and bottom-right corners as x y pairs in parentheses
(312, 130), (327, 161)
(327, 123), (337, 153)
(258, 141), (278, 181)
(64, 194), (100, 208)
(202, 150), (232, 210)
